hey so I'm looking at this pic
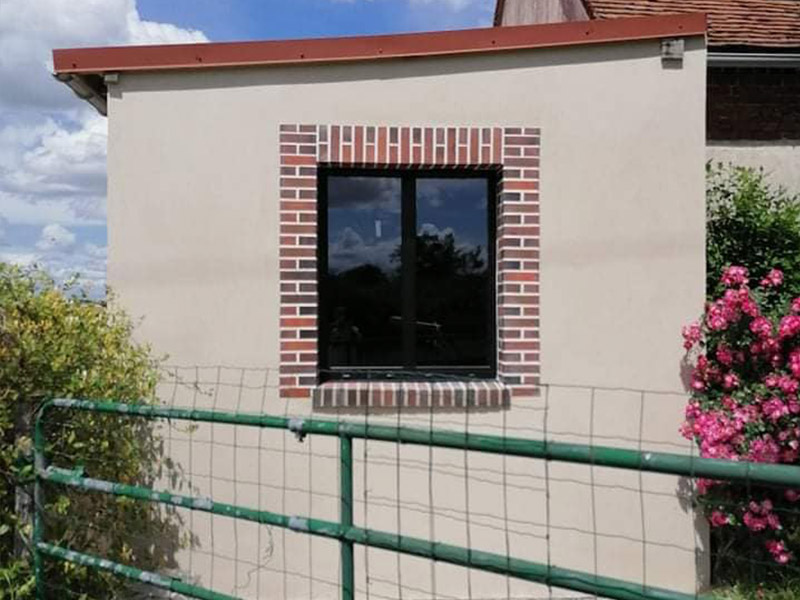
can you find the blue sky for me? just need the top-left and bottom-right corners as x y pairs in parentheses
(0, 0), (493, 296)
(139, 0), (493, 40)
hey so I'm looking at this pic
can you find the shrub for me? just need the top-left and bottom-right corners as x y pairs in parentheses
(683, 265), (800, 583)
(0, 264), (184, 598)
(707, 163), (800, 300)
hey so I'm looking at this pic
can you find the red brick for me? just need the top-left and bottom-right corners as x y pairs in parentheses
(504, 157), (539, 168)
(281, 155), (316, 166)
(446, 128), (456, 164)
(280, 201), (315, 212)
(469, 128), (479, 163)
(281, 134), (316, 144)
(280, 177), (316, 189)
(492, 128), (502, 163)
(501, 341), (539, 352)
(281, 294), (316, 304)
(424, 128), (433, 163)
(503, 226), (539, 236)
(280, 224), (316, 235)
(503, 181), (538, 191)
(280, 364), (316, 374)
(280, 271), (316, 281)
(282, 388), (312, 399)
(503, 272), (538, 282)
(504, 135), (538, 146)
(355, 126), (364, 163)
(378, 127), (387, 163)
(281, 341), (316, 351)
(331, 125), (340, 162)
(499, 295), (537, 305)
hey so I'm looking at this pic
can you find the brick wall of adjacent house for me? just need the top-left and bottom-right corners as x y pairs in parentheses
(707, 67), (800, 141)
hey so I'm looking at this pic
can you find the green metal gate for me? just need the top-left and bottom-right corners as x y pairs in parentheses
(32, 397), (800, 600)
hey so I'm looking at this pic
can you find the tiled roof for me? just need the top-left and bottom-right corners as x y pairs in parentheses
(585, 0), (800, 47)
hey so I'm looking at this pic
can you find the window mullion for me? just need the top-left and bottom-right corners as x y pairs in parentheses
(401, 174), (417, 371)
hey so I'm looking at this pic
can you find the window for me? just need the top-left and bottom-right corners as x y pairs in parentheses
(318, 167), (497, 380)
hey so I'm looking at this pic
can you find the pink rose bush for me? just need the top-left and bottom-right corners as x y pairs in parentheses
(682, 266), (800, 571)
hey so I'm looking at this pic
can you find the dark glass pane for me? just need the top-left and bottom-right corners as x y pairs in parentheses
(325, 176), (402, 368)
(415, 178), (491, 369)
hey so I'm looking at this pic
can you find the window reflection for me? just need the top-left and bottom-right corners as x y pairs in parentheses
(416, 178), (490, 367)
(326, 177), (402, 367)
(322, 172), (494, 378)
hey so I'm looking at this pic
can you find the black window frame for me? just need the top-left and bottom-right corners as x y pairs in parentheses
(317, 165), (499, 382)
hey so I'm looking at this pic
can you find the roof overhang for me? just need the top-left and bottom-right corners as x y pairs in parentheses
(53, 13), (706, 115)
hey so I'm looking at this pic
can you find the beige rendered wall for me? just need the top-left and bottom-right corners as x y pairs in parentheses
(708, 142), (800, 194)
(106, 37), (708, 599)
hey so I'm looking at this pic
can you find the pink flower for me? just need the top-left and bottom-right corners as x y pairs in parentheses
(767, 513), (782, 530)
(750, 317), (773, 339)
(682, 322), (703, 350)
(779, 376), (800, 395)
(766, 540), (793, 564)
(790, 349), (800, 378)
(749, 436), (781, 463)
(716, 345), (733, 366)
(779, 315), (800, 339)
(721, 266), (749, 287)
(706, 302), (730, 331)
(761, 269), (784, 288)
(792, 297), (800, 314)
(742, 297), (760, 317)
(763, 397), (789, 422)
(785, 489), (800, 502)
(696, 478), (716, 495)
(744, 511), (767, 531)
(723, 372), (740, 390)
(710, 511), (730, 527)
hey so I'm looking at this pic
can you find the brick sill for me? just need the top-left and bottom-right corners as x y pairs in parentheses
(313, 380), (510, 410)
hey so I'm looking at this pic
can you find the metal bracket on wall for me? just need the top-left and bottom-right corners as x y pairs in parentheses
(661, 38), (684, 67)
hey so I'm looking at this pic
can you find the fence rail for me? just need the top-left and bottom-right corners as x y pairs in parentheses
(32, 397), (800, 600)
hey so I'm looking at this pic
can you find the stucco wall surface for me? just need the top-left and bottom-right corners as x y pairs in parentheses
(106, 37), (707, 599)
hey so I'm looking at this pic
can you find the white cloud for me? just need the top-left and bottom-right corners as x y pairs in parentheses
(0, 0), (207, 113)
(36, 223), (77, 251)
(329, 226), (400, 273)
(0, 0), (208, 290)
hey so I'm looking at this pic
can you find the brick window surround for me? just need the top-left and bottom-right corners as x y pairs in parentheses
(279, 124), (539, 407)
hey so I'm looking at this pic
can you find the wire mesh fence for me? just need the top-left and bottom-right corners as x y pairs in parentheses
(26, 365), (800, 599)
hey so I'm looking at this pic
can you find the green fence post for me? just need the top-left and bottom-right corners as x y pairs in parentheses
(340, 434), (354, 600)
(33, 402), (47, 600)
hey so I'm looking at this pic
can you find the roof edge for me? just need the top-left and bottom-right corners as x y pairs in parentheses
(53, 13), (706, 76)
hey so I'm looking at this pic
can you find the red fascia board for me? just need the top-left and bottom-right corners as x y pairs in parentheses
(53, 13), (706, 75)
